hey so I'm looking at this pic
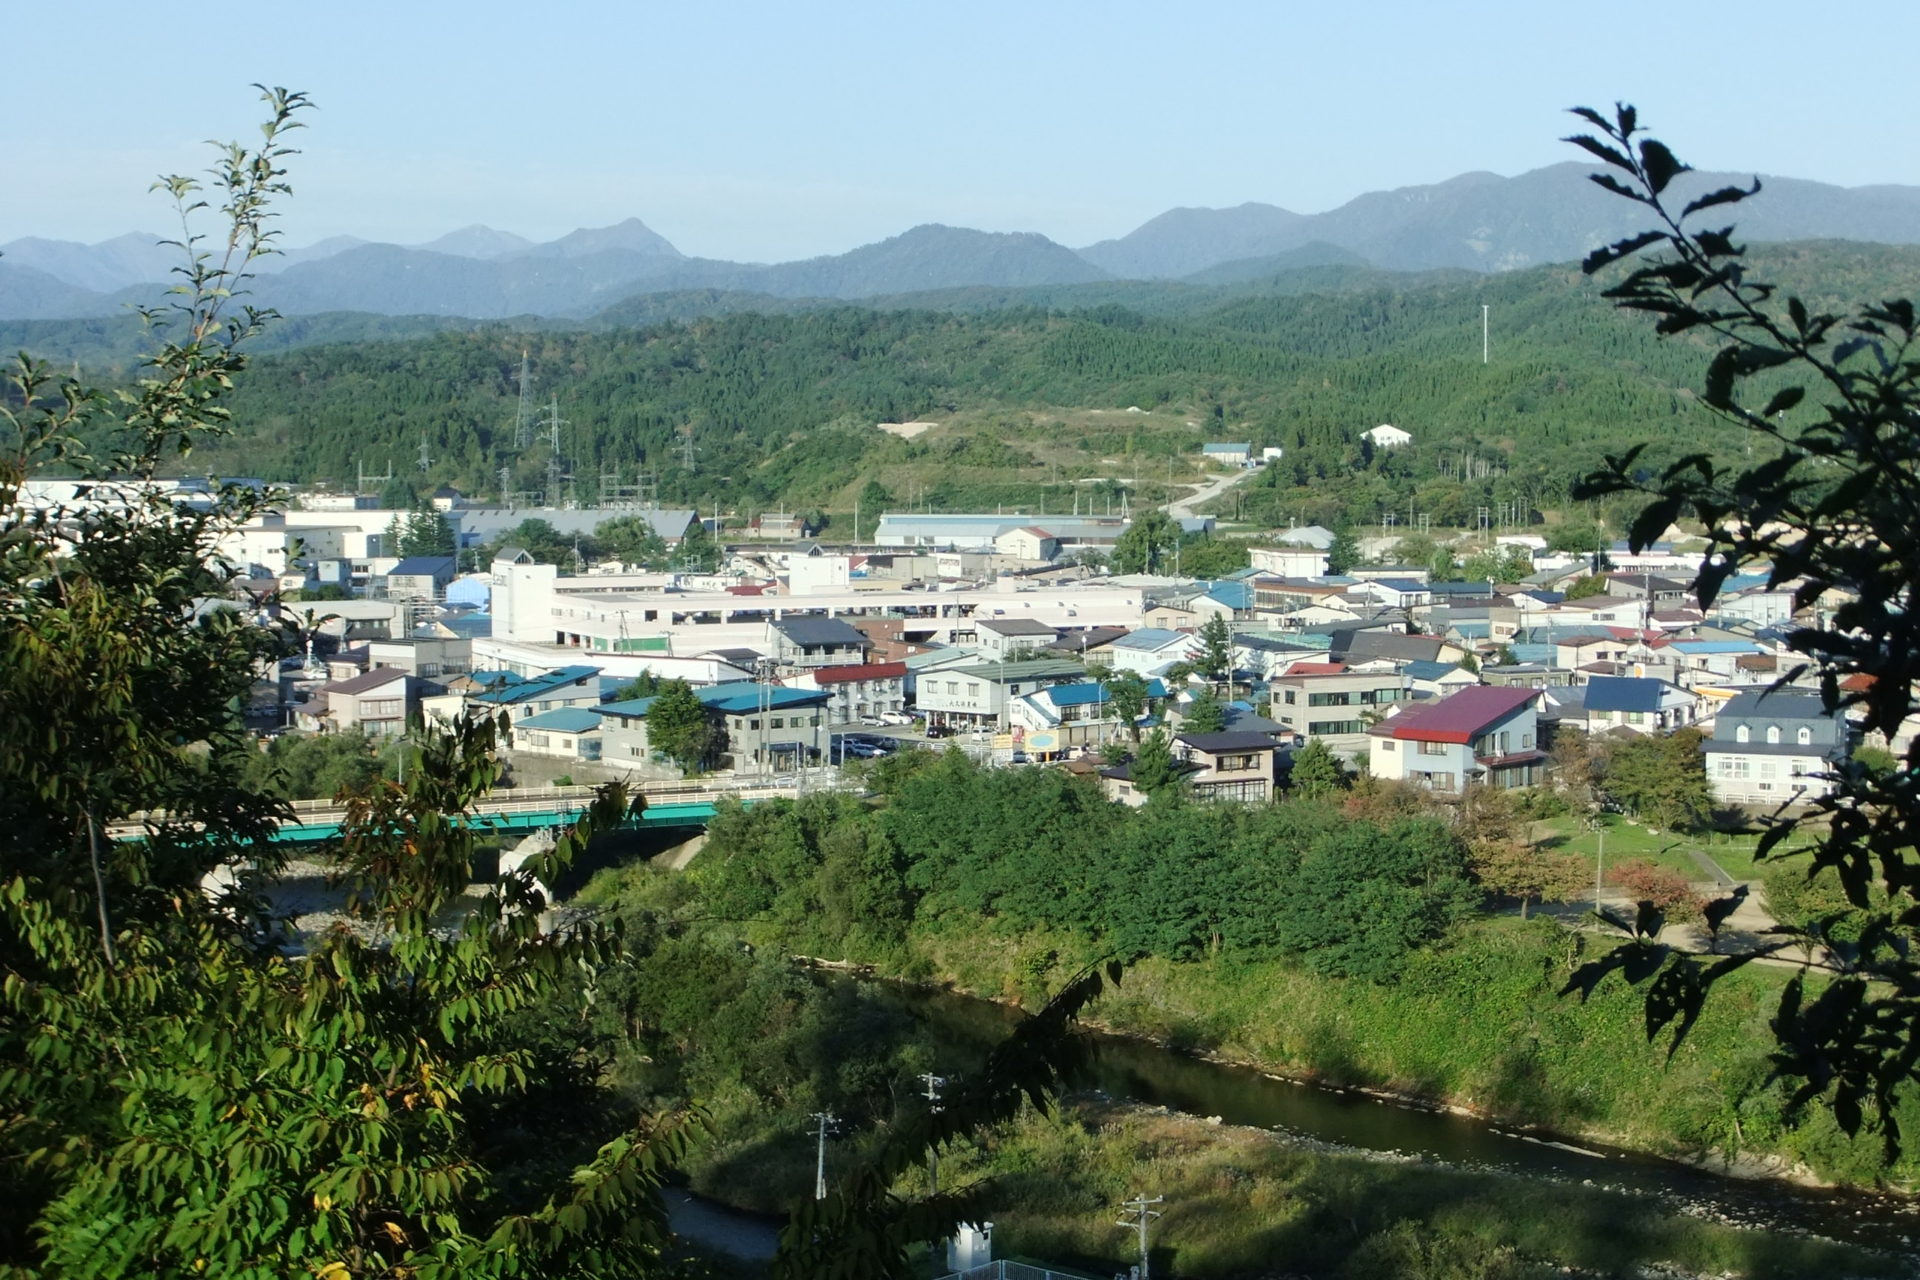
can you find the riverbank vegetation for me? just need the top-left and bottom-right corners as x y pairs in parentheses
(575, 750), (1919, 1195)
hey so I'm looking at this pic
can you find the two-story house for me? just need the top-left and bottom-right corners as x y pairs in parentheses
(1174, 731), (1279, 803)
(791, 661), (908, 724)
(766, 617), (868, 671)
(1368, 685), (1545, 792)
(1581, 675), (1700, 735)
(595, 681), (830, 772)
(1701, 688), (1849, 805)
(1269, 666), (1408, 760)
(971, 618), (1060, 660)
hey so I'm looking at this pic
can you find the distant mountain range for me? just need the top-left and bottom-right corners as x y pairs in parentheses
(7, 162), (1920, 322)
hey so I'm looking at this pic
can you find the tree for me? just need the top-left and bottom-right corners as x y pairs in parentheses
(1547, 521), (1609, 555)
(1112, 509), (1179, 574)
(1196, 613), (1233, 686)
(1288, 737), (1345, 798)
(675, 523), (723, 573)
(1106, 669), (1150, 743)
(1472, 840), (1590, 920)
(1609, 857), (1706, 923)
(1325, 525), (1362, 574)
(1274, 819), (1479, 982)
(1462, 545), (1536, 583)
(0, 88), (693, 1278)
(1127, 728), (1183, 799)
(400, 502), (454, 557)
(490, 517), (575, 566)
(1181, 689), (1226, 733)
(1598, 729), (1712, 831)
(612, 670), (665, 702)
(1559, 103), (1920, 1146)
(1563, 573), (1611, 600)
(595, 515), (669, 568)
(646, 679), (713, 773)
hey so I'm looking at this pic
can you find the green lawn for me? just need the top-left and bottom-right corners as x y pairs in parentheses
(1528, 813), (1819, 883)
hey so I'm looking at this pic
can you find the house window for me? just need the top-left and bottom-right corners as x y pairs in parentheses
(1284, 690), (1296, 705)
(363, 698), (403, 718)
(1767, 726), (1781, 744)
(1627, 711), (1645, 725)
(1797, 727), (1812, 745)
(770, 717), (784, 729)
(1419, 740), (1449, 757)
(1736, 725), (1750, 743)
(1381, 740), (1397, 752)
(1521, 733), (1533, 749)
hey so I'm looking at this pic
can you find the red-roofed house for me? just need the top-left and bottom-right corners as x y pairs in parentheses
(789, 661), (909, 724)
(1368, 685), (1545, 793)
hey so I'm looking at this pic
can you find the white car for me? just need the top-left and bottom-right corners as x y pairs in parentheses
(879, 712), (913, 726)
(858, 715), (887, 727)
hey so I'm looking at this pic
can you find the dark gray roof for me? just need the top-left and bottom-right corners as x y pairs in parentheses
(978, 618), (1058, 636)
(1177, 732), (1281, 753)
(770, 616), (868, 647)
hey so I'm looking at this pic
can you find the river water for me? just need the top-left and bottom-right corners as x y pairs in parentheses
(868, 980), (1920, 1259)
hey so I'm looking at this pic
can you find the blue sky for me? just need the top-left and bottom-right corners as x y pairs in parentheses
(9, 0), (1916, 261)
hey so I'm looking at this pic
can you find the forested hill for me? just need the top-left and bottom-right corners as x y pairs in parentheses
(140, 239), (1920, 531)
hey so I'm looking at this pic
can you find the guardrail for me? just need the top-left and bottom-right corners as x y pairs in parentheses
(116, 778), (806, 838)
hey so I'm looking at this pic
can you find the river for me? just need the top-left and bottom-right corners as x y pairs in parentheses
(874, 979), (1920, 1258)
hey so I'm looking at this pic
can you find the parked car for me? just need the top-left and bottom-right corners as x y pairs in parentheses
(925, 723), (954, 739)
(1008, 750), (1031, 766)
(858, 714), (887, 726)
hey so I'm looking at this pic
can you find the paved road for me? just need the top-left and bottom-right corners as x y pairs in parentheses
(1167, 464), (1259, 520)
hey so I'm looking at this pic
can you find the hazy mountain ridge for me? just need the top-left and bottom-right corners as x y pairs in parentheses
(8, 163), (1919, 321)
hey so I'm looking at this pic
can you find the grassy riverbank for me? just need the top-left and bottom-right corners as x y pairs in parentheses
(906, 914), (1917, 1190)
(933, 1100), (1901, 1280)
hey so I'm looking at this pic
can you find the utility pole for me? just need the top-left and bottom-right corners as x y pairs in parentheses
(810, 1111), (837, 1201)
(920, 1073), (946, 1195)
(1482, 304), (1490, 365)
(1592, 817), (1608, 912)
(1117, 1194), (1164, 1280)
(417, 434), (431, 474)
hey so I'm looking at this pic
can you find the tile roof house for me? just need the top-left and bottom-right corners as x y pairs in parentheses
(303, 668), (417, 737)
(1368, 685), (1545, 792)
(1701, 688), (1849, 806)
(792, 661), (908, 723)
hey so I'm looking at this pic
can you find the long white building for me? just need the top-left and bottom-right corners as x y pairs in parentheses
(489, 559), (1146, 658)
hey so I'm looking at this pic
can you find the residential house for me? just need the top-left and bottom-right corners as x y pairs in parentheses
(366, 634), (471, 680)
(426, 664), (601, 726)
(304, 668), (416, 737)
(1363, 423), (1412, 449)
(972, 617), (1060, 660)
(766, 616), (869, 670)
(511, 708), (604, 762)
(1104, 628), (1203, 675)
(793, 661), (908, 723)
(1479, 663), (1573, 690)
(1368, 685), (1545, 792)
(1270, 667), (1408, 760)
(1174, 732), (1279, 802)
(1402, 659), (1481, 698)
(1581, 676), (1700, 735)
(384, 555), (458, 601)
(1702, 688), (1849, 806)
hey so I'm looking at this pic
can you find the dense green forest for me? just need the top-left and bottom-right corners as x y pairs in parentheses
(39, 239), (1917, 533)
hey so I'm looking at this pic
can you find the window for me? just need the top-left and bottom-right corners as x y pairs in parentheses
(770, 717), (784, 730)
(1627, 711), (1645, 725)
(1797, 726), (1812, 745)
(1419, 740), (1449, 757)
(362, 698), (403, 719)
(1381, 740), (1398, 752)
(1283, 690), (1297, 705)
(1311, 720), (1365, 736)
(1308, 691), (1352, 707)
(1767, 726), (1781, 744)
(1736, 725), (1750, 743)
(749, 718), (761, 730)
(1521, 733), (1533, 749)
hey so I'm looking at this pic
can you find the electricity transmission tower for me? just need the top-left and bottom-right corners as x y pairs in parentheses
(512, 350), (535, 449)
(809, 1111), (838, 1201)
(540, 396), (570, 509)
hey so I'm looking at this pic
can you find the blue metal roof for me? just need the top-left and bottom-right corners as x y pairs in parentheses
(1668, 640), (1762, 655)
(1403, 660), (1461, 682)
(595, 681), (829, 719)
(1582, 676), (1668, 713)
(1111, 627), (1190, 651)
(515, 708), (604, 733)
(471, 664), (600, 705)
